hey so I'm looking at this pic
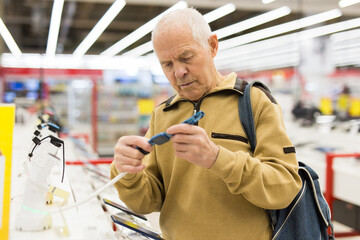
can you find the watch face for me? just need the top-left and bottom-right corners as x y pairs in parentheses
(149, 133), (171, 145)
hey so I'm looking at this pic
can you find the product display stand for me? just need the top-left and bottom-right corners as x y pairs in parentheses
(9, 118), (160, 240)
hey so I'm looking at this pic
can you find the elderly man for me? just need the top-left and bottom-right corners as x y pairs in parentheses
(110, 8), (301, 240)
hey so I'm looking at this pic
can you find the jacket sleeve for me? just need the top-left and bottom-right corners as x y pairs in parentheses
(209, 87), (302, 209)
(110, 112), (164, 214)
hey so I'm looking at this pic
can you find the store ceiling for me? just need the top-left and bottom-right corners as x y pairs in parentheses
(1, 0), (360, 57)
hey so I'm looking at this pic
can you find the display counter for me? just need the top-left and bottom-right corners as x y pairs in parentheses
(9, 119), (161, 240)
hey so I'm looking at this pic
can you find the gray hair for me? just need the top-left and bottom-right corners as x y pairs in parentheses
(152, 8), (212, 49)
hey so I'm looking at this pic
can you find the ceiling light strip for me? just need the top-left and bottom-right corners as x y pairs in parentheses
(333, 58), (360, 66)
(215, 45), (298, 67)
(0, 18), (22, 57)
(203, 3), (236, 23)
(249, 60), (299, 72)
(73, 0), (126, 57)
(122, 42), (153, 57)
(218, 54), (299, 72)
(216, 35), (298, 62)
(46, 0), (65, 57)
(339, 0), (360, 8)
(331, 41), (360, 50)
(332, 48), (360, 60)
(296, 18), (360, 40)
(122, 3), (236, 57)
(215, 17), (360, 70)
(100, 1), (187, 57)
(219, 17), (360, 61)
(330, 28), (360, 42)
(262, 0), (276, 4)
(227, 52), (300, 70)
(219, 9), (342, 50)
(213, 6), (291, 39)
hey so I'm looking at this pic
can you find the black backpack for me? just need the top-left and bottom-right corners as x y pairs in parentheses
(238, 80), (335, 240)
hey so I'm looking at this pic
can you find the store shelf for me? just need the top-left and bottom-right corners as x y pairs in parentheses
(97, 84), (139, 156)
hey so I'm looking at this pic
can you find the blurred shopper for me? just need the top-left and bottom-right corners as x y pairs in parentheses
(336, 84), (350, 121)
(111, 8), (301, 240)
(292, 100), (321, 126)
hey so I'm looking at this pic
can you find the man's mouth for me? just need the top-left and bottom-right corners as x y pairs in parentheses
(180, 81), (194, 87)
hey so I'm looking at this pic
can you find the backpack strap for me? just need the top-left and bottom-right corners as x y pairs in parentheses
(239, 80), (335, 240)
(238, 80), (271, 152)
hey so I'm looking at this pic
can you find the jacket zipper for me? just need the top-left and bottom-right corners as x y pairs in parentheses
(192, 101), (203, 125)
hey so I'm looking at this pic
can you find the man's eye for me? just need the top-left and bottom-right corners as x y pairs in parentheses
(182, 56), (192, 62)
(162, 62), (172, 68)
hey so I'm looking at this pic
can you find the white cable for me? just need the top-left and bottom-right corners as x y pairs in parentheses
(49, 172), (127, 214)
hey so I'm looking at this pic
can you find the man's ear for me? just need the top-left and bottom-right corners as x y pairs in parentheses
(208, 34), (218, 58)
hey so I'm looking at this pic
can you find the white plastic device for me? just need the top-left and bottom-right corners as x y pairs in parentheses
(15, 142), (60, 231)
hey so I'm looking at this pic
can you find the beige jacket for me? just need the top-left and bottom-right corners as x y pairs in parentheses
(110, 72), (302, 240)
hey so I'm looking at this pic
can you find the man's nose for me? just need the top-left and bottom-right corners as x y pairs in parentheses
(174, 62), (188, 79)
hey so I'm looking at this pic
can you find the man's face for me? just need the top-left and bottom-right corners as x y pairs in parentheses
(153, 27), (218, 101)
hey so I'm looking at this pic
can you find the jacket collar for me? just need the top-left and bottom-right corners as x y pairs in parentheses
(163, 72), (245, 111)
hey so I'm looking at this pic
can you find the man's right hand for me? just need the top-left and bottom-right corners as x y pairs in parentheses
(113, 136), (152, 173)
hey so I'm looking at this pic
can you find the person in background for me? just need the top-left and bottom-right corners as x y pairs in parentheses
(110, 8), (301, 240)
(336, 84), (350, 121)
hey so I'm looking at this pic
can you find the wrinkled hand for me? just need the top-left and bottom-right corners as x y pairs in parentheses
(113, 136), (152, 173)
(167, 124), (219, 168)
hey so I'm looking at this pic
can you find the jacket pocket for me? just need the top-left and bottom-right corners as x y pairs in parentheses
(211, 132), (248, 144)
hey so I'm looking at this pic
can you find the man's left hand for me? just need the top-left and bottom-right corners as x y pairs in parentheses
(166, 124), (219, 168)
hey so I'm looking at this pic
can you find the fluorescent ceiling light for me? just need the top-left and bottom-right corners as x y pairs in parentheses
(101, 1), (187, 57)
(214, 6), (290, 40)
(218, 53), (299, 71)
(215, 17), (360, 71)
(0, 18), (22, 57)
(0, 53), (152, 70)
(73, 0), (126, 57)
(46, 0), (65, 57)
(218, 48), (300, 68)
(216, 46), (298, 67)
(219, 9), (342, 50)
(122, 42), (153, 57)
(248, 60), (299, 72)
(202, 3), (236, 23)
(334, 56), (360, 66)
(332, 48), (360, 61)
(216, 35), (298, 62)
(262, 0), (276, 4)
(217, 18), (360, 62)
(331, 40), (360, 50)
(330, 28), (360, 42)
(123, 3), (237, 57)
(339, 0), (360, 8)
(296, 18), (360, 40)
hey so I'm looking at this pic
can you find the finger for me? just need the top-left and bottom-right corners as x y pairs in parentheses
(114, 155), (143, 167)
(173, 142), (199, 154)
(114, 143), (143, 159)
(167, 123), (197, 135)
(172, 142), (189, 152)
(171, 133), (199, 144)
(117, 136), (153, 155)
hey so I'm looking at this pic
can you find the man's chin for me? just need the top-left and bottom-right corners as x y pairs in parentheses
(181, 92), (204, 102)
